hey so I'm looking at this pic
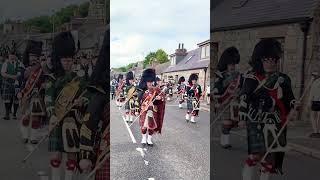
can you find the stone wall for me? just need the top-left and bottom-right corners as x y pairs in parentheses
(211, 19), (320, 121)
(212, 23), (313, 98)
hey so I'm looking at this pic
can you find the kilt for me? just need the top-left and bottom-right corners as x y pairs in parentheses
(49, 122), (63, 152)
(1, 79), (16, 103)
(246, 121), (287, 155)
(95, 159), (110, 180)
(49, 119), (81, 152)
(187, 98), (200, 115)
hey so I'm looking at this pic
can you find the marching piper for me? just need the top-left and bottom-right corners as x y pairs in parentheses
(17, 40), (47, 144)
(110, 78), (117, 100)
(213, 47), (243, 149)
(185, 74), (202, 123)
(45, 32), (89, 180)
(79, 29), (110, 180)
(166, 80), (174, 101)
(177, 76), (187, 109)
(115, 74), (125, 107)
(124, 71), (139, 122)
(239, 39), (300, 180)
(138, 69), (166, 146)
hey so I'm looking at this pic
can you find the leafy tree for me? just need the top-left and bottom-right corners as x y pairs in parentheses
(79, 2), (90, 17)
(155, 49), (169, 64)
(143, 52), (156, 68)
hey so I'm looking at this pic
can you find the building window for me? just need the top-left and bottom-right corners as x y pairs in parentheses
(171, 56), (176, 66)
(201, 44), (210, 59)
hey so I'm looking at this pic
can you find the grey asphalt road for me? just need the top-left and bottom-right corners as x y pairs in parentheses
(0, 98), (49, 180)
(110, 100), (210, 180)
(212, 123), (320, 180)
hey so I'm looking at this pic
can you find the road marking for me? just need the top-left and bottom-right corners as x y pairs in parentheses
(26, 144), (34, 152)
(144, 160), (149, 165)
(136, 147), (145, 157)
(148, 178), (155, 180)
(37, 171), (48, 180)
(121, 115), (137, 143)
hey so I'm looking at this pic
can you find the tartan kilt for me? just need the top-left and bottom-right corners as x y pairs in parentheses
(1, 79), (15, 102)
(95, 159), (110, 180)
(49, 122), (63, 152)
(187, 98), (200, 113)
(49, 116), (81, 152)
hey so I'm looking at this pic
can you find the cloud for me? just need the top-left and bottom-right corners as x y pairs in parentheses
(111, 0), (210, 68)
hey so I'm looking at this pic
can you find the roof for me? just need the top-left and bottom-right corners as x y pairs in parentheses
(154, 62), (170, 75)
(163, 48), (209, 73)
(212, 0), (318, 32)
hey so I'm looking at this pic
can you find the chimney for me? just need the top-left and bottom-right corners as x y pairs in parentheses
(174, 42), (188, 65)
(178, 43), (181, 49)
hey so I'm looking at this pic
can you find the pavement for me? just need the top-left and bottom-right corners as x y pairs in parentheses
(110, 99), (210, 180)
(212, 128), (320, 180)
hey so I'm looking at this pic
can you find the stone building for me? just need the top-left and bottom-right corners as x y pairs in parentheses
(211, 0), (320, 118)
(2, 20), (26, 34)
(162, 40), (210, 90)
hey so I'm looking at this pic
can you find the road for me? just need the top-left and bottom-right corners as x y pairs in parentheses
(212, 123), (320, 180)
(110, 99), (210, 180)
(0, 98), (50, 180)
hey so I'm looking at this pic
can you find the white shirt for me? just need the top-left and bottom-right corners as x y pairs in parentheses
(309, 78), (320, 102)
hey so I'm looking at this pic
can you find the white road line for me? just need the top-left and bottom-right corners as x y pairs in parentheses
(136, 147), (145, 157)
(37, 171), (48, 180)
(148, 178), (155, 180)
(121, 115), (137, 143)
(26, 144), (34, 152)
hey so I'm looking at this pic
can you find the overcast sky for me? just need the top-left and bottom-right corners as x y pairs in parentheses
(110, 0), (210, 68)
(0, 0), (88, 22)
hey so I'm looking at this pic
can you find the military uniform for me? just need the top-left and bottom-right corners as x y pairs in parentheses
(115, 74), (125, 107)
(185, 74), (202, 123)
(79, 30), (110, 179)
(124, 71), (139, 122)
(1, 51), (20, 120)
(138, 69), (166, 146)
(240, 39), (297, 180)
(177, 76), (187, 109)
(212, 47), (242, 148)
(19, 40), (47, 144)
(45, 31), (89, 180)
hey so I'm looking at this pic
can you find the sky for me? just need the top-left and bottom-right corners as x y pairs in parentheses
(0, 0), (88, 23)
(110, 0), (210, 68)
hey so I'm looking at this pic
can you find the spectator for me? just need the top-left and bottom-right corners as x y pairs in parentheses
(309, 72), (320, 138)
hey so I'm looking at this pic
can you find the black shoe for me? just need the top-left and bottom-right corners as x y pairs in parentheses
(147, 143), (153, 147)
(12, 115), (17, 120)
(3, 116), (10, 120)
(23, 138), (28, 144)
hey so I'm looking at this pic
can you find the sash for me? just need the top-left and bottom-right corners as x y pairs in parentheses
(54, 77), (81, 120)
(21, 67), (42, 98)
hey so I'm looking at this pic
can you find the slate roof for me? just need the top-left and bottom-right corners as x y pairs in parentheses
(212, 0), (318, 32)
(163, 48), (209, 73)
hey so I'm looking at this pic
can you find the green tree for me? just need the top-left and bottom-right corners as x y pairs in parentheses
(79, 2), (90, 17)
(143, 52), (156, 68)
(155, 49), (169, 64)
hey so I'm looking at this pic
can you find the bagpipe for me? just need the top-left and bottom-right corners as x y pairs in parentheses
(129, 86), (167, 128)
